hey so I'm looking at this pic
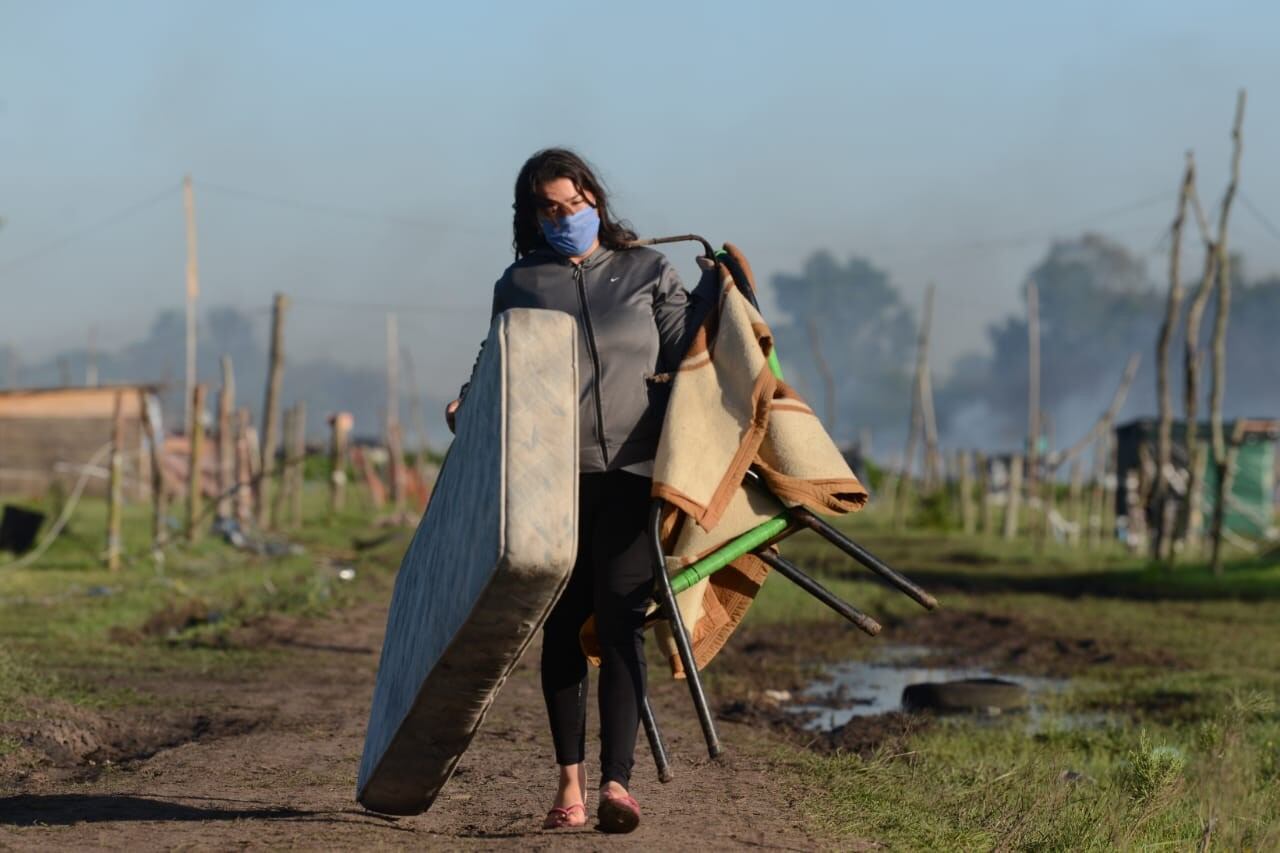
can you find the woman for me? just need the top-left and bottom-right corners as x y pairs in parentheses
(446, 148), (702, 833)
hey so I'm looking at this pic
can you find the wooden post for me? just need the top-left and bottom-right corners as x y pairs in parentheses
(139, 391), (167, 557)
(1003, 454), (1023, 541)
(1209, 90), (1246, 575)
(290, 401), (306, 529)
(1102, 432), (1118, 547)
(258, 293), (288, 529)
(183, 175), (201, 435)
(960, 449), (976, 534)
(976, 452), (993, 537)
(329, 411), (353, 514)
(105, 391), (125, 571)
(235, 408), (254, 526)
(186, 383), (207, 543)
(1152, 153), (1196, 561)
(216, 355), (235, 522)
(1210, 420), (1247, 574)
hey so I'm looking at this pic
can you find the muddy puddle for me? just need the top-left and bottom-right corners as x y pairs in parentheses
(784, 644), (1108, 732)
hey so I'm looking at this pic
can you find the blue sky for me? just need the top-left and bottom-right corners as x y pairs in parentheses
(3, 0), (1279, 394)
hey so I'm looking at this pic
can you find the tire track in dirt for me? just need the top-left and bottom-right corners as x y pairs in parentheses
(0, 601), (838, 851)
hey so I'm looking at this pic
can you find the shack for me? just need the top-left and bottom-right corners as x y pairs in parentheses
(1114, 417), (1278, 543)
(0, 385), (162, 498)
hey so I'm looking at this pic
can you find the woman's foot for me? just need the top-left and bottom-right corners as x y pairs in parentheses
(543, 763), (588, 829)
(543, 802), (586, 829)
(597, 781), (640, 834)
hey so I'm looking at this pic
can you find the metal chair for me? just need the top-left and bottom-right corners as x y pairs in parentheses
(632, 237), (939, 779)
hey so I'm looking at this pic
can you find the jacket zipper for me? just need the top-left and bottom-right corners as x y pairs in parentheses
(574, 263), (610, 467)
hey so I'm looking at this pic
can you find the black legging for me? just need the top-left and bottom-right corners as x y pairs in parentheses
(540, 470), (655, 788)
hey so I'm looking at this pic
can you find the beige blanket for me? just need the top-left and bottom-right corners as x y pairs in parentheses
(585, 244), (868, 676)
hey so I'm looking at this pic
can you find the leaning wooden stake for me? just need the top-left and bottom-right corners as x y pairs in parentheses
(186, 383), (207, 543)
(1209, 90), (1246, 575)
(1152, 152), (1196, 562)
(216, 355), (236, 523)
(959, 450), (976, 534)
(1003, 454), (1023, 540)
(105, 391), (125, 571)
(258, 293), (288, 529)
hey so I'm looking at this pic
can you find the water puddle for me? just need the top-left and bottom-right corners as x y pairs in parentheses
(786, 645), (1079, 731)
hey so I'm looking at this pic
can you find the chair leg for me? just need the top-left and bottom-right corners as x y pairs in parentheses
(789, 507), (938, 610)
(650, 501), (722, 759)
(755, 550), (882, 636)
(640, 695), (673, 783)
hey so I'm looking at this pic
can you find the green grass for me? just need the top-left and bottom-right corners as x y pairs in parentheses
(0, 482), (404, 720)
(757, 516), (1280, 849)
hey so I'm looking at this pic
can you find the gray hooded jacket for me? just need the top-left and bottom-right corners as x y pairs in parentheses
(458, 245), (704, 473)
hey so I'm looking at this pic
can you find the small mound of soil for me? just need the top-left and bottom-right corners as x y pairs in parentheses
(0, 699), (266, 782)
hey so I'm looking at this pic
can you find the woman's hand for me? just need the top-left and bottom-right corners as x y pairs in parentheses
(445, 399), (461, 434)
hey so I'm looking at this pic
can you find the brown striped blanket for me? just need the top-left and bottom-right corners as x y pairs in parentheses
(584, 244), (869, 676)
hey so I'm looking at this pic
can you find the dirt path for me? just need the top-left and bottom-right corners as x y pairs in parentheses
(0, 600), (832, 851)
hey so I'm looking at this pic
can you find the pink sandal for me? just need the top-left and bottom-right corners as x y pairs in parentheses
(597, 790), (641, 834)
(542, 802), (587, 829)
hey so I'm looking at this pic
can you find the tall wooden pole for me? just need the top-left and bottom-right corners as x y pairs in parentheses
(258, 293), (288, 529)
(1209, 90), (1246, 575)
(183, 175), (201, 434)
(186, 383), (207, 543)
(105, 391), (125, 571)
(216, 355), (235, 522)
(1152, 153), (1196, 561)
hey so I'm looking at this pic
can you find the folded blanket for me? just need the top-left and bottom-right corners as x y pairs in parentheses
(584, 244), (869, 676)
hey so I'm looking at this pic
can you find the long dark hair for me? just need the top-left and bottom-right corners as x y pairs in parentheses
(511, 148), (637, 259)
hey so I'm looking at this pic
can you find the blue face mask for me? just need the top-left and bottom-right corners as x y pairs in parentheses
(540, 205), (601, 257)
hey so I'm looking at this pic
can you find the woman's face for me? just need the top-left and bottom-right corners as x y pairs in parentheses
(537, 177), (596, 223)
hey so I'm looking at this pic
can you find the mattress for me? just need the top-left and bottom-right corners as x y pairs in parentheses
(357, 308), (579, 816)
